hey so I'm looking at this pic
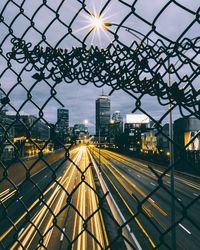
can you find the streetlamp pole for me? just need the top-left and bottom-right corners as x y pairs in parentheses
(168, 59), (176, 250)
(104, 22), (178, 248)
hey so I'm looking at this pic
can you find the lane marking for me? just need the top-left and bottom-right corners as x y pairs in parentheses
(39, 198), (45, 206)
(193, 193), (199, 197)
(18, 228), (24, 237)
(150, 182), (156, 187)
(179, 223), (191, 235)
(60, 228), (65, 241)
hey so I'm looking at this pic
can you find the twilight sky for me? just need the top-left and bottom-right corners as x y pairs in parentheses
(0, 0), (199, 132)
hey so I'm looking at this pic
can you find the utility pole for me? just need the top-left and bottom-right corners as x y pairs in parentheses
(168, 59), (176, 250)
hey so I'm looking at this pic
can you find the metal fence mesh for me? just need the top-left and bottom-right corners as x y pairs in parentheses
(0, 0), (199, 249)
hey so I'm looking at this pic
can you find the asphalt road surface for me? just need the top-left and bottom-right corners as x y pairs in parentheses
(0, 145), (199, 249)
(90, 146), (200, 250)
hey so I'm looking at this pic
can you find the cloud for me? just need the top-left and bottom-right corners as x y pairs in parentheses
(0, 0), (199, 131)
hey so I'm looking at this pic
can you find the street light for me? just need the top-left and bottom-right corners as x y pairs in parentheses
(90, 15), (105, 30)
(92, 21), (179, 249)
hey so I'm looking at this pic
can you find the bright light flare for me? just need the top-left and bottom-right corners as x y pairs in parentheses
(84, 119), (89, 125)
(91, 15), (105, 30)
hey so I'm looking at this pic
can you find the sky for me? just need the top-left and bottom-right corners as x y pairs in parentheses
(0, 0), (199, 133)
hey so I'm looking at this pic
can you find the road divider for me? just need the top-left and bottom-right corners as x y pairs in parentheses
(88, 149), (143, 250)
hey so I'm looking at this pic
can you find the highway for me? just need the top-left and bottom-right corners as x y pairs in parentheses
(0, 145), (199, 249)
(90, 146), (200, 250)
(0, 146), (108, 249)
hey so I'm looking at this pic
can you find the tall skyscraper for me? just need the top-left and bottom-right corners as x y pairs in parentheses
(96, 95), (110, 137)
(57, 108), (69, 134)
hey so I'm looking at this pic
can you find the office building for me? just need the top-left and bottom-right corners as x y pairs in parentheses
(124, 114), (149, 151)
(57, 108), (69, 133)
(109, 111), (123, 145)
(96, 95), (110, 137)
(174, 117), (200, 172)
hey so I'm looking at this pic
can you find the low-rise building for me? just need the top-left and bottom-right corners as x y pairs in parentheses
(174, 117), (200, 172)
(124, 114), (149, 152)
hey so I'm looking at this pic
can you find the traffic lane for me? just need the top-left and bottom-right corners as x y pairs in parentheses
(6, 149), (82, 249)
(98, 151), (200, 249)
(99, 158), (195, 250)
(0, 149), (80, 247)
(0, 148), (80, 207)
(26, 146), (106, 250)
(0, 176), (61, 249)
(29, 163), (79, 249)
(47, 165), (80, 249)
(66, 148), (107, 250)
(0, 148), (79, 220)
(102, 150), (200, 198)
(98, 159), (160, 249)
(111, 163), (200, 250)
(101, 150), (200, 221)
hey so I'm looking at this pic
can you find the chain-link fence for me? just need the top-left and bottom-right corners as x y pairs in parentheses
(0, 0), (199, 249)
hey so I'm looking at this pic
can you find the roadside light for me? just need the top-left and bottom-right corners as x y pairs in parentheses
(91, 16), (105, 29)
(90, 15), (111, 30)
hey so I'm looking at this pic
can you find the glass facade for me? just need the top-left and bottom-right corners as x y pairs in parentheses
(96, 96), (110, 137)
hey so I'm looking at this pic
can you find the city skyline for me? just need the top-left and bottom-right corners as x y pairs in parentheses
(4, 87), (180, 134)
(1, 0), (199, 133)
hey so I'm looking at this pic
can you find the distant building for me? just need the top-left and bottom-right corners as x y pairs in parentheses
(96, 95), (110, 137)
(174, 117), (200, 172)
(0, 112), (15, 161)
(73, 124), (88, 135)
(72, 124), (89, 144)
(156, 123), (170, 155)
(57, 108), (69, 133)
(109, 121), (123, 145)
(141, 129), (158, 154)
(8, 115), (50, 140)
(124, 114), (149, 151)
(7, 114), (50, 157)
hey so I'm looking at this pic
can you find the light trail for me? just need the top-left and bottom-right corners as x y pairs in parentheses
(0, 190), (16, 203)
(0, 189), (10, 198)
(0, 176), (61, 242)
(91, 147), (190, 250)
(9, 150), (82, 249)
(98, 157), (156, 249)
(106, 150), (200, 191)
(93, 148), (167, 217)
(72, 147), (108, 250)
